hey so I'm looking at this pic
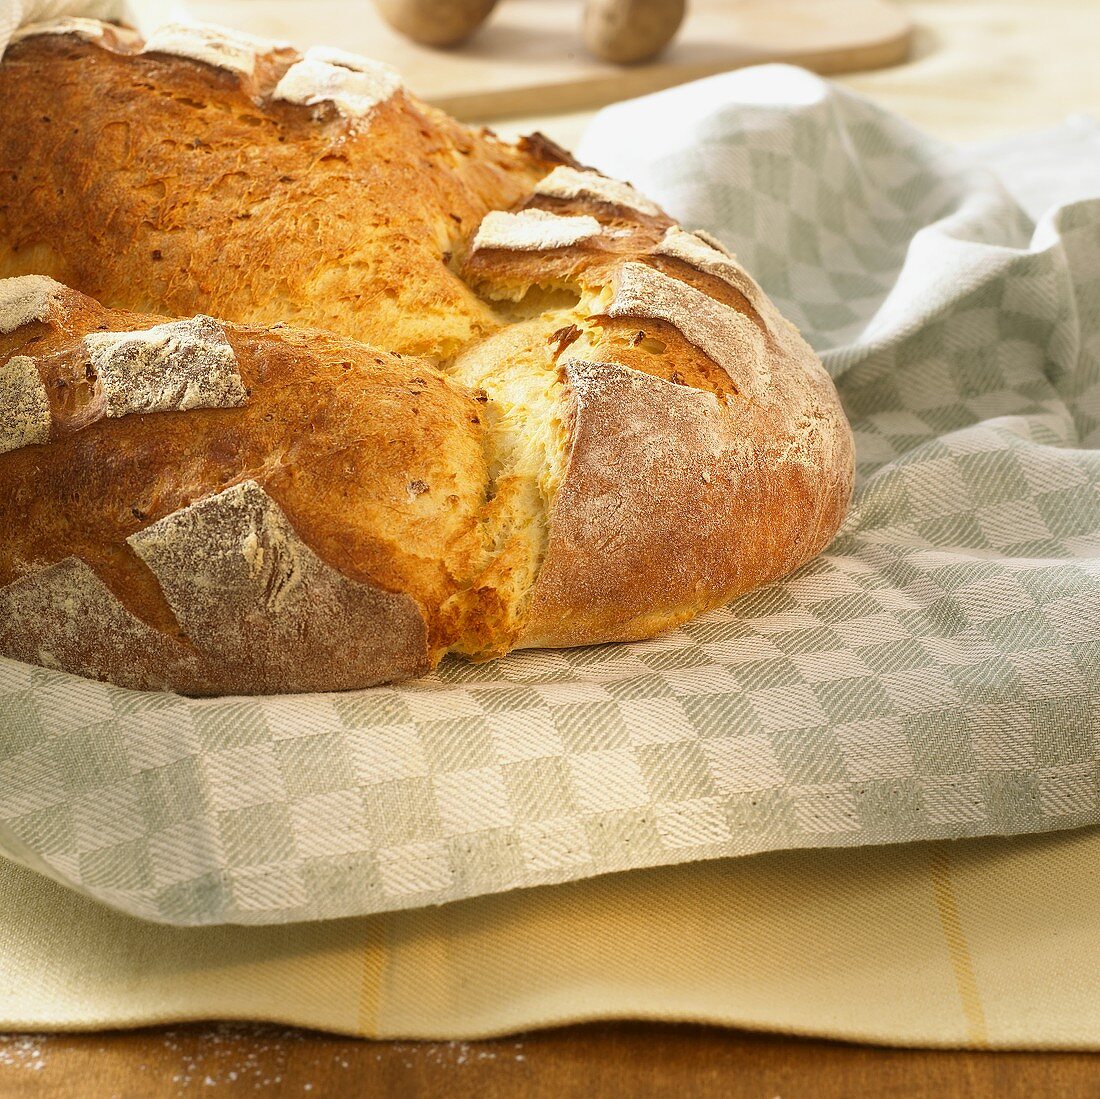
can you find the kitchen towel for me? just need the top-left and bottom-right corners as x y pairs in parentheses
(5, 825), (1100, 1048)
(0, 0), (130, 49)
(0, 46), (1098, 924)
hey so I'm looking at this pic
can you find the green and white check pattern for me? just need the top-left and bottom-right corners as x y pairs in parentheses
(1, 66), (1098, 925)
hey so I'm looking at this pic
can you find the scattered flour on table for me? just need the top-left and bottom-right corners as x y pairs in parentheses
(0, 1024), (529, 1091)
(0, 1033), (50, 1070)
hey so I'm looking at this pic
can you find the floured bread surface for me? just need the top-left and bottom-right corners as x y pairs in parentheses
(0, 275), (63, 335)
(535, 166), (662, 218)
(521, 345), (851, 648)
(692, 228), (735, 258)
(140, 22), (272, 76)
(0, 557), (204, 692)
(0, 25), (854, 694)
(654, 226), (770, 316)
(126, 481), (430, 693)
(0, 356), (51, 454)
(84, 315), (247, 418)
(521, 359), (735, 646)
(655, 226), (748, 285)
(473, 209), (602, 253)
(273, 46), (402, 116)
(606, 263), (770, 399)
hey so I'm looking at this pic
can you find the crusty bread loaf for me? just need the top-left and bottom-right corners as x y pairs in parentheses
(0, 19), (854, 694)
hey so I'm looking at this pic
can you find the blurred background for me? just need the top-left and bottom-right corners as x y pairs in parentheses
(132, 0), (1096, 147)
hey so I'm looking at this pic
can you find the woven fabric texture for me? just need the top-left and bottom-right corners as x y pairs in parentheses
(0, 65), (1098, 925)
(0, 0), (130, 51)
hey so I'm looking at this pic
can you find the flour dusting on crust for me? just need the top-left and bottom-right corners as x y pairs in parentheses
(607, 262), (769, 398)
(473, 209), (601, 253)
(11, 18), (111, 44)
(0, 557), (201, 691)
(0, 355), (51, 455)
(273, 46), (401, 117)
(127, 480), (429, 692)
(129, 480), (344, 626)
(141, 22), (277, 77)
(127, 480), (312, 623)
(521, 357), (734, 647)
(83, 315), (247, 419)
(692, 229), (735, 257)
(535, 166), (661, 218)
(0, 275), (63, 335)
(655, 226), (760, 296)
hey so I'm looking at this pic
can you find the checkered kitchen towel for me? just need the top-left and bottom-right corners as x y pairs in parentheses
(1, 63), (1098, 925)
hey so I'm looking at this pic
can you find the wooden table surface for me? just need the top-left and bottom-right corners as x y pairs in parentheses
(1, 1023), (1098, 1097)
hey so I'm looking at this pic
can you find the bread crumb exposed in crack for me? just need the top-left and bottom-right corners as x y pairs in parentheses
(444, 316), (573, 655)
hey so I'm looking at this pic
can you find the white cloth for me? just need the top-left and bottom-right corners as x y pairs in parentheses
(0, 0), (135, 54)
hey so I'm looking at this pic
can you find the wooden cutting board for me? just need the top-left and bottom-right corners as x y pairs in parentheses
(187, 0), (914, 120)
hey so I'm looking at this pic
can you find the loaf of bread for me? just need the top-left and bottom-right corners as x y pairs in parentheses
(0, 19), (854, 694)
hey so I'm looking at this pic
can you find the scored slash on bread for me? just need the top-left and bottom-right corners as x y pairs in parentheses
(0, 19), (854, 695)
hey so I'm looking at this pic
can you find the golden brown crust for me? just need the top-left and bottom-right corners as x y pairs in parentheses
(0, 285), (479, 691)
(521, 351), (852, 647)
(0, 21), (855, 694)
(0, 29), (555, 357)
(461, 173), (854, 652)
